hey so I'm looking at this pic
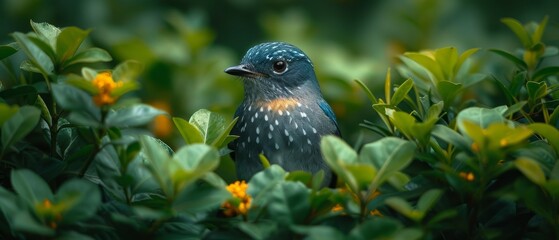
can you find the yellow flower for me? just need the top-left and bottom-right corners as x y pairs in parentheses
(35, 199), (63, 229)
(222, 180), (252, 217)
(92, 72), (122, 106)
(459, 171), (475, 182)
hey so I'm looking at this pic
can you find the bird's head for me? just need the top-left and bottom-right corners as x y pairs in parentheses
(225, 42), (320, 101)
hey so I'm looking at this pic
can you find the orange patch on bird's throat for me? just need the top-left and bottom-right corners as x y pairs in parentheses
(261, 98), (300, 111)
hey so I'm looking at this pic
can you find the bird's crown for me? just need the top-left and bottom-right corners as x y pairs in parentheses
(241, 42), (312, 66)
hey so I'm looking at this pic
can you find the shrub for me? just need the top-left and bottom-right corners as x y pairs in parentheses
(0, 17), (558, 239)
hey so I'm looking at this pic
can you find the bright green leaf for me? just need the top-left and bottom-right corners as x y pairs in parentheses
(189, 109), (228, 145)
(532, 16), (549, 44)
(528, 123), (559, 155)
(455, 48), (480, 73)
(489, 49), (527, 69)
(434, 47), (458, 80)
(457, 107), (505, 133)
(404, 52), (444, 83)
(320, 135), (359, 192)
(391, 78), (414, 106)
(0, 103), (19, 126)
(173, 117), (204, 144)
(501, 18), (533, 48)
(515, 158), (546, 185)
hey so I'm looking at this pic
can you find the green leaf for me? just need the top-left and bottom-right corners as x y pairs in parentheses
(13, 211), (55, 236)
(11, 169), (53, 207)
(211, 117), (238, 147)
(105, 104), (167, 128)
(501, 18), (533, 48)
(385, 197), (420, 220)
(112, 60), (143, 82)
(354, 79), (378, 104)
(30, 20), (60, 47)
(172, 144), (220, 191)
(515, 158), (546, 185)
(63, 48), (112, 69)
(456, 107), (506, 133)
(0, 44), (17, 60)
(532, 66), (559, 82)
(526, 81), (547, 103)
(404, 52), (444, 83)
(110, 81), (139, 99)
(55, 27), (90, 64)
(391, 78), (414, 106)
(320, 135), (359, 192)
(12, 32), (54, 76)
(51, 83), (100, 120)
(431, 124), (471, 152)
(528, 123), (559, 155)
(455, 48), (480, 73)
(173, 117), (204, 144)
(266, 181), (311, 225)
(349, 218), (406, 240)
(0, 85), (38, 105)
(417, 189), (443, 212)
(437, 81), (462, 105)
(532, 15), (549, 44)
(360, 137), (416, 193)
(0, 103), (19, 126)
(489, 49), (527, 69)
(140, 136), (173, 196)
(173, 175), (230, 214)
(55, 179), (101, 223)
(434, 47), (458, 80)
(1, 106), (41, 152)
(63, 74), (98, 94)
(189, 109), (228, 145)
(503, 101), (527, 118)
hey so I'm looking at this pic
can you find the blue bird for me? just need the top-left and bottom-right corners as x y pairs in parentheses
(225, 42), (340, 186)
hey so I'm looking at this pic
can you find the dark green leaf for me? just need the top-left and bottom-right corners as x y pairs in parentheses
(417, 189), (443, 212)
(532, 66), (559, 82)
(55, 27), (90, 64)
(51, 83), (100, 122)
(1, 106), (41, 152)
(63, 48), (112, 69)
(13, 211), (55, 236)
(0, 45), (17, 60)
(173, 177), (229, 214)
(11, 169), (53, 207)
(172, 144), (220, 190)
(266, 181), (311, 225)
(105, 104), (167, 128)
(503, 101), (527, 118)
(0, 85), (38, 105)
(489, 49), (527, 69)
(56, 179), (101, 223)
(12, 32), (54, 76)
(526, 81), (547, 102)
(437, 81), (462, 106)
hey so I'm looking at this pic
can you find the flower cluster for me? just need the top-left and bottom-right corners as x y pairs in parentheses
(222, 181), (252, 217)
(92, 72), (122, 106)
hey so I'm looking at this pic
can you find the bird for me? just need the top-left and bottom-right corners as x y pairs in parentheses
(224, 42), (340, 186)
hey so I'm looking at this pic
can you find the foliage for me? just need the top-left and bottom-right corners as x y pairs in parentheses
(1, 16), (559, 239)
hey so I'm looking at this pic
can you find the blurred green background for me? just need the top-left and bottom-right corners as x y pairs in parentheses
(1, 0), (558, 147)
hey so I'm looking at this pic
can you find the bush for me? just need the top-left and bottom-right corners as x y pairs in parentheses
(0, 17), (558, 239)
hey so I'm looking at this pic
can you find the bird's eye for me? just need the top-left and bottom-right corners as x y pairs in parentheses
(272, 60), (288, 74)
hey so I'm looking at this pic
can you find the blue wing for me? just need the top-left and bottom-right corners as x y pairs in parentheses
(318, 100), (341, 137)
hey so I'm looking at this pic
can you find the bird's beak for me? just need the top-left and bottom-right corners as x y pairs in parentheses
(225, 64), (266, 78)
